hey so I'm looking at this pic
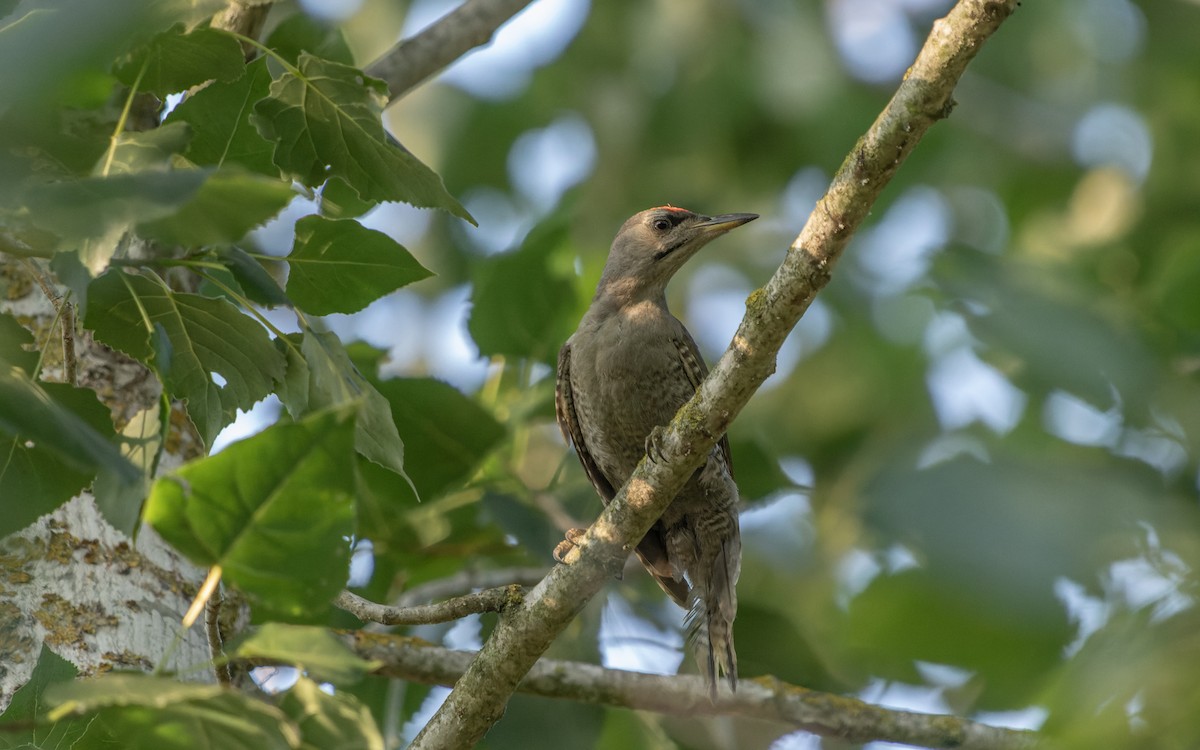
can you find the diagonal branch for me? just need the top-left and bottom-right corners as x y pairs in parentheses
(366, 0), (535, 100)
(349, 633), (1038, 750)
(410, 1), (1023, 747)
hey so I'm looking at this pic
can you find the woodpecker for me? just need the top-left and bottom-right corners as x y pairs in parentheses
(554, 206), (756, 699)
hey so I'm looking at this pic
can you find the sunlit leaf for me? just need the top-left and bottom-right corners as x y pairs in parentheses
(280, 677), (384, 750)
(102, 121), (192, 175)
(232, 624), (380, 685)
(143, 409), (357, 618)
(47, 674), (299, 750)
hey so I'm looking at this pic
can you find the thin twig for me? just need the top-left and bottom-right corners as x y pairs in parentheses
(394, 566), (549, 608)
(206, 591), (233, 686)
(365, 0), (535, 100)
(335, 586), (524, 626)
(348, 633), (1038, 750)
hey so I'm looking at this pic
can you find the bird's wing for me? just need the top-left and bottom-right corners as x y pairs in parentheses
(557, 341), (690, 607)
(671, 331), (735, 479)
(555, 341), (616, 503)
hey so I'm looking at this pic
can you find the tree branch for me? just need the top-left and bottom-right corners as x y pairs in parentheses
(334, 586), (524, 626)
(393, 566), (549, 608)
(410, 1), (1022, 747)
(349, 633), (1037, 750)
(366, 0), (535, 100)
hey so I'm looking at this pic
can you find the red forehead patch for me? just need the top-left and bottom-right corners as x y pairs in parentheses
(651, 205), (691, 213)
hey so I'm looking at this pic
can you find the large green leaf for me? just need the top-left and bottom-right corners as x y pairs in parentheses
(143, 409), (357, 618)
(214, 245), (289, 307)
(286, 215), (433, 315)
(138, 169), (296, 246)
(232, 624), (380, 685)
(85, 271), (286, 447)
(115, 25), (244, 97)
(102, 121), (192, 175)
(265, 14), (354, 67)
(252, 53), (472, 222)
(468, 215), (577, 362)
(165, 57), (278, 177)
(0, 645), (79, 726)
(845, 568), (1070, 709)
(25, 170), (207, 271)
(0, 311), (38, 372)
(375, 377), (504, 501)
(0, 0), (224, 116)
(0, 376), (134, 537)
(280, 677), (384, 750)
(47, 674), (298, 750)
(276, 330), (409, 481)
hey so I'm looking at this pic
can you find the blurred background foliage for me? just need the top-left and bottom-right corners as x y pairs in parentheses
(4, 0), (1199, 746)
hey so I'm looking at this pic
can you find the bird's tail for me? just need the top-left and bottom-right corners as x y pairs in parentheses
(685, 536), (740, 701)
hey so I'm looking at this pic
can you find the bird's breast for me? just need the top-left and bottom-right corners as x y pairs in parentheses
(570, 305), (698, 482)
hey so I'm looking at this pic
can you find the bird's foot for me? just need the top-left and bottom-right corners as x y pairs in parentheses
(646, 425), (668, 464)
(552, 528), (587, 565)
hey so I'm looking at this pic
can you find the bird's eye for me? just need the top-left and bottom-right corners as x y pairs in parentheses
(652, 218), (671, 232)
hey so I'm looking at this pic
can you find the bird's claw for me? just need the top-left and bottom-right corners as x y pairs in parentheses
(646, 425), (668, 464)
(553, 528), (587, 565)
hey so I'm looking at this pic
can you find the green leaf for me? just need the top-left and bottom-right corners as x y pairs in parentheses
(252, 53), (473, 222)
(0, 370), (137, 537)
(468, 215), (577, 361)
(93, 402), (165, 536)
(214, 246), (289, 307)
(85, 271), (286, 447)
(138, 169), (296, 246)
(319, 177), (374, 219)
(280, 677), (384, 750)
(25, 170), (207, 271)
(165, 56), (278, 177)
(102, 121), (192, 175)
(375, 377), (504, 500)
(0, 0), (225, 116)
(277, 330), (409, 482)
(0, 645), (79, 725)
(353, 454), (420, 556)
(143, 409), (357, 618)
(115, 25), (245, 97)
(47, 674), (299, 750)
(0, 310), (38, 372)
(266, 14), (355, 66)
(286, 216), (433, 315)
(846, 568), (1069, 708)
(232, 624), (381, 685)
(727, 435), (795, 503)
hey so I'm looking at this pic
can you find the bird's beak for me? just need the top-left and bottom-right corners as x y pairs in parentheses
(694, 213), (759, 233)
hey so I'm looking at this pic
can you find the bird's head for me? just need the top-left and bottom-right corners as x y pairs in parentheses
(597, 206), (758, 303)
